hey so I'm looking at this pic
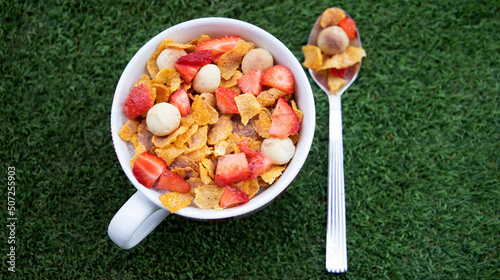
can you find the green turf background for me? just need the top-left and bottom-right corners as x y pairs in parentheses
(1, 0), (499, 279)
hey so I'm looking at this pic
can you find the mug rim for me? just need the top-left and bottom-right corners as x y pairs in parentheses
(111, 17), (315, 220)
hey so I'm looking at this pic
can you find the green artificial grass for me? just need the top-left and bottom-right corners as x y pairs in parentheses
(1, 0), (499, 278)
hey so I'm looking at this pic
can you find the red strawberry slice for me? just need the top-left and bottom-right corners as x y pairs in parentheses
(215, 87), (239, 114)
(215, 153), (252, 187)
(123, 83), (154, 118)
(156, 169), (190, 193)
(237, 138), (273, 179)
(337, 17), (357, 40)
(176, 50), (213, 66)
(175, 62), (201, 84)
(269, 97), (300, 139)
(212, 53), (223, 65)
(329, 67), (349, 78)
(132, 152), (167, 188)
(169, 88), (191, 116)
(196, 36), (241, 57)
(220, 186), (250, 208)
(237, 70), (263, 96)
(260, 65), (294, 94)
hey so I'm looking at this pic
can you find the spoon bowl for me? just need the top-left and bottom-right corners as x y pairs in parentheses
(306, 8), (364, 273)
(307, 9), (363, 96)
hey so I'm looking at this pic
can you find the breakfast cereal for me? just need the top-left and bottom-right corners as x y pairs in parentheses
(119, 34), (302, 213)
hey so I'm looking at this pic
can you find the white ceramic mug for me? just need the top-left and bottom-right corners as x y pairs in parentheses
(108, 18), (316, 249)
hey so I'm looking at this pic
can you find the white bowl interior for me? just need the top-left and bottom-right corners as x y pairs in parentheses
(111, 17), (315, 220)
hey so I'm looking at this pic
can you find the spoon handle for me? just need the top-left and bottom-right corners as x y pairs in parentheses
(325, 93), (348, 273)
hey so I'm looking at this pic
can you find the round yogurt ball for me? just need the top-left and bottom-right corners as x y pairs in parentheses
(156, 48), (187, 71)
(317, 26), (349, 55)
(241, 48), (274, 73)
(146, 103), (181, 136)
(193, 64), (221, 93)
(261, 137), (296, 165)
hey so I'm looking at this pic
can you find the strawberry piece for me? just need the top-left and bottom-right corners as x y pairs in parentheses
(176, 50), (213, 66)
(237, 139), (273, 179)
(212, 53), (223, 65)
(123, 83), (154, 118)
(175, 62), (201, 84)
(237, 70), (263, 96)
(156, 169), (190, 193)
(215, 87), (239, 114)
(329, 67), (349, 78)
(268, 97), (300, 139)
(132, 152), (167, 188)
(215, 153), (252, 187)
(337, 17), (357, 40)
(220, 186), (250, 208)
(260, 65), (294, 94)
(169, 88), (191, 116)
(196, 36), (241, 57)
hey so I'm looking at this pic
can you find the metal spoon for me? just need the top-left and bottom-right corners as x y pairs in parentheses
(307, 8), (363, 273)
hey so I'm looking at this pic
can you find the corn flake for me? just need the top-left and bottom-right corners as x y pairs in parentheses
(201, 158), (215, 179)
(257, 88), (289, 107)
(199, 160), (214, 185)
(152, 68), (182, 93)
(289, 133), (299, 145)
(119, 120), (140, 142)
(188, 34), (211, 45)
(199, 92), (216, 108)
(184, 145), (213, 163)
(194, 184), (224, 210)
(129, 144), (147, 168)
(320, 8), (346, 28)
(302, 45), (323, 70)
(159, 192), (193, 213)
(260, 165), (286, 184)
(180, 114), (196, 127)
(186, 177), (204, 197)
(187, 125), (208, 152)
(206, 103), (219, 124)
(252, 108), (272, 138)
(170, 166), (198, 179)
(164, 42), (196, 52)
(234, 179), (260, 199)
(213, 140), (230, 157)
(220, 70), (242, 88)
(218, 40), (250, 80)
(191, 95), (213, 126)
(207, 114), (233, 145)
(290, 100), (304, 123)
(135, 74), (152, 87)
(152, 125), (189, 148)
(174, 124), (198, 147)
(155, 144), (188, 165)
(327, 74), (346, 94)
(318, 46), (366, 70)
(235, 93), (262, 125)
(151, 83), (171, 104)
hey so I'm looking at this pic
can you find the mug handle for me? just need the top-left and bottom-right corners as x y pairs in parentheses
(108, 191), (170, 249)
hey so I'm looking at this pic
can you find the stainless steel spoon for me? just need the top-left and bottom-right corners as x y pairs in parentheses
(307, 8), (363, 273)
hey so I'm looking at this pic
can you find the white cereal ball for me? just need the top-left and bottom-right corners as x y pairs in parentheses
(156, 48), (187, 71)
(241, 48), (274, 73)
(317, 26), (349, 55)
(193, 64), (221, 93)
(146, 103), (181, 136)
(261, 137), (296, 165)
